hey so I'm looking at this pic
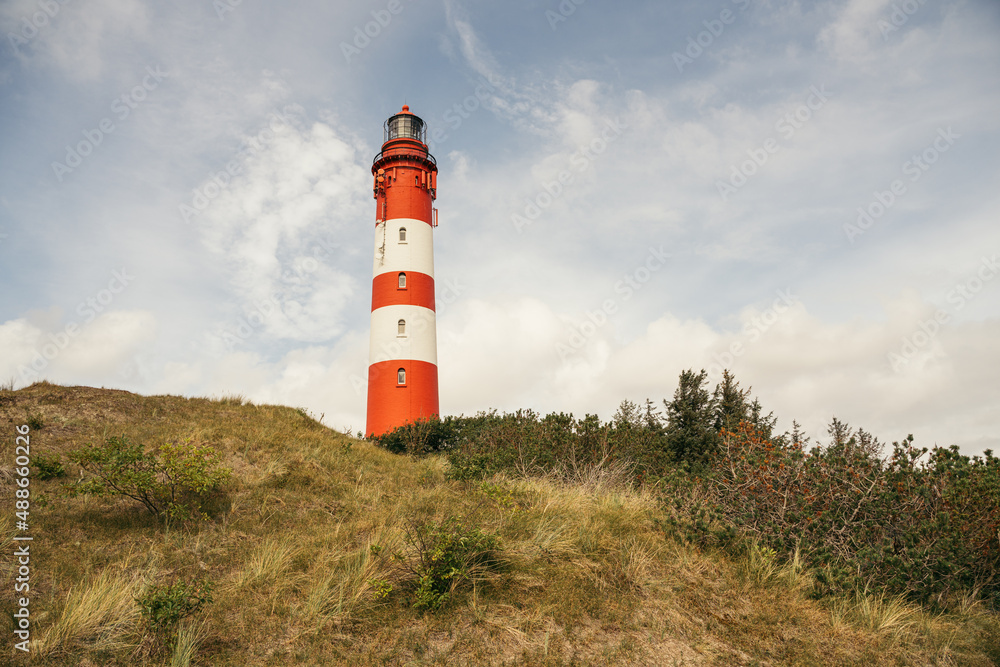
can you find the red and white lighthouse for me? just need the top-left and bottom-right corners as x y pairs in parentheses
(366, 105), (440, 437)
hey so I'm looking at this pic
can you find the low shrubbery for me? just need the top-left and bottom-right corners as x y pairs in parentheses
(372, 369), (1000, 611)
(369, 414), (461, 456)
(697, 421), (1000, 607)
(32, 452), (66, 480)
(405, 515), (503, 610)
(138, 579), (214, 639)
(370, 515), (503, 611)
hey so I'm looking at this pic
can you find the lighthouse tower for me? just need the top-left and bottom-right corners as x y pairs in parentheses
(366, 106), (440, 437)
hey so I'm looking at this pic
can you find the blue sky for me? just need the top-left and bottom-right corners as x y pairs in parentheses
(2, 0), (998, 454)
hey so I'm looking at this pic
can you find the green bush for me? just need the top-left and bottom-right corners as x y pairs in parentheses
(138, 579), (213, 637)
(371, 415), (461, 456)
(401, 516), (502, 611)
(32, 453), (66, 480)
(701, 422), (1000, 608)
(374, 371), (777, 483)
(68, 436), (231, 523)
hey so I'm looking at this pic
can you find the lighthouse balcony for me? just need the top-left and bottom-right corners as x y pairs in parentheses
(372, 146), (436, 168)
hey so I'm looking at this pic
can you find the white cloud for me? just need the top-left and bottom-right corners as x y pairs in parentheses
(1, 0), (150, 80)
(0, 311), (156, 386)
(817, 0), (895, 63)
(195, 116), (370, 344)
(433, 292), (1000, 455)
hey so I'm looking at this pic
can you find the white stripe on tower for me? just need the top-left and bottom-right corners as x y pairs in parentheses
(372, 218), (435, 278)
(368, 306), (438, 365)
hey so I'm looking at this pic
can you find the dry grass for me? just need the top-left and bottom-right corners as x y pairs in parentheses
(33, 564), (143, 658)
(169, 619), (209, 667)
(846, 591), (920, 638)
(1, 381), (997, 665)
(235, 538), (300, 589)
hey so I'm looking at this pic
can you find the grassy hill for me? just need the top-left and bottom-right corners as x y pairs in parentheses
(1, 382), (997, 666)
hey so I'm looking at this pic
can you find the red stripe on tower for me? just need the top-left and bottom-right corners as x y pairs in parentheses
(366, 105), (440, 437)
(370, 271), (436, 311)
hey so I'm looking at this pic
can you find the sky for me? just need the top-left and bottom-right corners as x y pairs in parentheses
(1, 0), (998, 454)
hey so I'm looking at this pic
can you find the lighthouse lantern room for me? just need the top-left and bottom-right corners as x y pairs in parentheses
(366, 106), (440, 437)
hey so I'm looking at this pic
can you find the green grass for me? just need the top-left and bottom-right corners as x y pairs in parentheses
(0, 381), (997, 665)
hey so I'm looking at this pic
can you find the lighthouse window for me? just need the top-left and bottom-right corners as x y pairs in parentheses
(398, 227), (407, 242)
(398, 272), (406, 289)
(398, 319), (406, 335)
(397, 368), (406, 385)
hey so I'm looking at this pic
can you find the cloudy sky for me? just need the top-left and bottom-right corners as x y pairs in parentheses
(1, 0), (998, 453)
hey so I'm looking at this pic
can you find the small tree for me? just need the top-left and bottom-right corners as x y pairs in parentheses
(643, 398), (664, 433)
(712, 369), (750, 432)
(68, 436), (230, 523)
(612, 399), (641, 429)
(826, 416), (852, 450)
(663, 369), (718, 465)
(712, 370), (778, 439)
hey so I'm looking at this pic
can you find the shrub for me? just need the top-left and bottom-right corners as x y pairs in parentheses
(68, 436), (230, 523)
(369, 578), (392, 601)
(377, 371), (774, 484)
(701, 421), (1000, 608)
(33, 453), (66, 480)
(398, 516), (502, 611)
(138, 579), (213, 638)
(372, 415), (461, 456)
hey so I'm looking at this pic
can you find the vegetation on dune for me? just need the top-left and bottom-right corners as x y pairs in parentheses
(373, 369), (1000, 613)
(0, 379), (997, 665)
(67, 435), (231, 524)
(700, 422), (1000, 608)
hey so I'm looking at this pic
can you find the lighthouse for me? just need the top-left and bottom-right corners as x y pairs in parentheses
(366, 105), (440, 437)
